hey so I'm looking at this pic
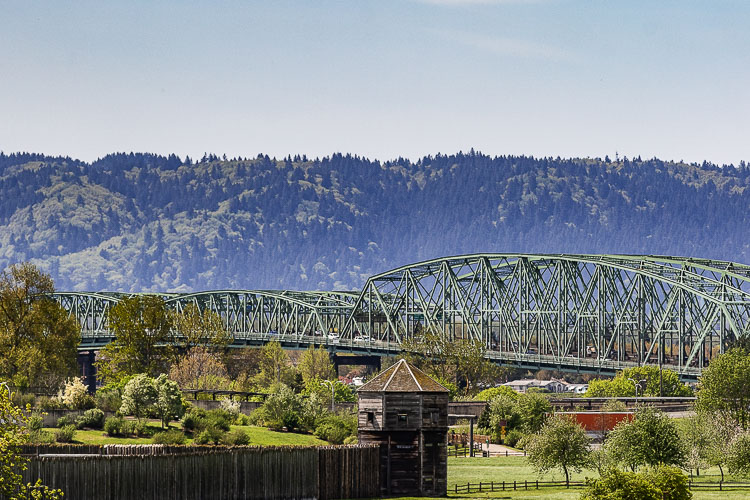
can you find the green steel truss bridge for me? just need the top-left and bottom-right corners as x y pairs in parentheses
(55, 254), (750, 379)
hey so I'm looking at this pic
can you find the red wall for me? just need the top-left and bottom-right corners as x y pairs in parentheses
(558, 412), (634, 432)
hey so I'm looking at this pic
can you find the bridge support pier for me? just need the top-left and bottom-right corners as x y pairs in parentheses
(77, 351), (97, 393)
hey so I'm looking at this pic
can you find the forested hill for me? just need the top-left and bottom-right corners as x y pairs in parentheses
(1, 151), (748, 292)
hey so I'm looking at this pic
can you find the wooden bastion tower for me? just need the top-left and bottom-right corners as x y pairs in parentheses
(357, 359), (449, 497)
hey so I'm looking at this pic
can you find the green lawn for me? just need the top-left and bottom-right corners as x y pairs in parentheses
(440, 456), (750, 500)
(42, 423), (327, 446)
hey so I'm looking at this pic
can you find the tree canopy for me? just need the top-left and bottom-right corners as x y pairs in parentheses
(586, 366), (692, 398)
(526, 415), (591, 486)
(696, 347), (750, 429)
(0, 263), (79, 390)
(96, 296), (174, 383)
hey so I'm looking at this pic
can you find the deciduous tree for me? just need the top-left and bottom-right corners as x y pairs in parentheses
(298, 345), (335, 384)
(696, 347), (750, 429)
(605, 407), (685, 470)
(153, 374), (184, 428)
(120, 373), (157, 422)
(170, 303), (232, 352)
(526, 415), (591, 486)
(0, 263), (79, 390)
(96, 296), (174, 383)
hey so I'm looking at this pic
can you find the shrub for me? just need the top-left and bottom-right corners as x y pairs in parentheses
(221, 429), (250, 446)
(12, 392), (36, 408)
(29, 429), (54, 444)
(645, 466), (691, 500)
(581, 466), (691, 500)
(260, 385), (303, 431)
(475, 386), (518, 402)
(36, 396), (60, 410)
(235, 413), (250, 426)
(121, 420), (136, 436)
(314, 415), (356, 444)
(104, 416), (124, 436)
(58, 378), (95, 410)
(95, 387), (122, 413)
(152, 429), (187, 445)
(54, 425), (76, 443)
(247, 407), (268, 426)
(195, 427), (224, 445)
(27, 414), (43, 432)
(219, 398), (241, 417)
(504, 429), (524, 448)
(56, 415), (74, 428)
(133, 420), (149, 437)
(80, 408), (105, 429)
(205, 409), (232, 432)
(343, 435), (358, 445)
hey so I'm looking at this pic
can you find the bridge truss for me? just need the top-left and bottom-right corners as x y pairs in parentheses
(54, 254), (750, 379)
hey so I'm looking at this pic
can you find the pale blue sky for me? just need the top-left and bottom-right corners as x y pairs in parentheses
(1, 1), (748, 165)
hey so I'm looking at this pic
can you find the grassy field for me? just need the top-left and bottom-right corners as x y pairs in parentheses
(439, 456), (750, 500)
(41, 422), (327, 446)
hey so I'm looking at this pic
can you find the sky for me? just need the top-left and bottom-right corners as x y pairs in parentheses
(1, 0), (748, 166)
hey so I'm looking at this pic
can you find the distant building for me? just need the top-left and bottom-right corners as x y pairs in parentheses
(502, 378), (569, 393)
(566, 383), (589, 394)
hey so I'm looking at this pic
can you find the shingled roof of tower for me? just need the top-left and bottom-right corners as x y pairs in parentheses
(357, 359), (449, 393)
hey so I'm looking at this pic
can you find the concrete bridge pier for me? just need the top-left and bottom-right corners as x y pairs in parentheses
(77, 351), (97, 393)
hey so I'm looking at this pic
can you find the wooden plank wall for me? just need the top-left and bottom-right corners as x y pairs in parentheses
(20, 445), (380, 500)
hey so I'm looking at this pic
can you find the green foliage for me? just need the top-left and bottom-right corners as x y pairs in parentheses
(221, 429), (250, 446)
(254, 341), (296, 388)
(259, 384), (304, 431)
(302, 378), (355, 407)
(96, 296), (174, 384)
(504, 429), (524, 448)
(581, 466), (691, 500)
(605, 407), (685, 470)
(727, 431), (750, 478)
(27, 415), (43, 433)
(54, 425), (76, 443)
(120, 373), (157, 421)
(515, 392), (552, 434)
(152, 429), (187, 445)
(104, 416), (125, 437)
(95, 386), (123, 412)
(170, 303), (232, 352)
(678, 412), (728, 476)
(56, 415), (75, 428)
(153, 374), (184, 428)
(0, 262), (79, 391)
(313, 414), (357, 444)
(0, 384), (64, 499)
(298, 345), (335, 384)
(586, 366), (692, 398)
(475, 385), (518, 402)
(696, 347), (750, 429)
(79, 408), (105, 429)
(525, 415), (591, 486)
(195, 426), (224, 445)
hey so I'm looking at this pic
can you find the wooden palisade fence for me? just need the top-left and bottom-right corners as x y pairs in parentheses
(19, 445), (380, 500)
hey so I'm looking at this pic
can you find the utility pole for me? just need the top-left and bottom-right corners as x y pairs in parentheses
(628, 378), (647, 406)
(323, 379), (336, 413)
